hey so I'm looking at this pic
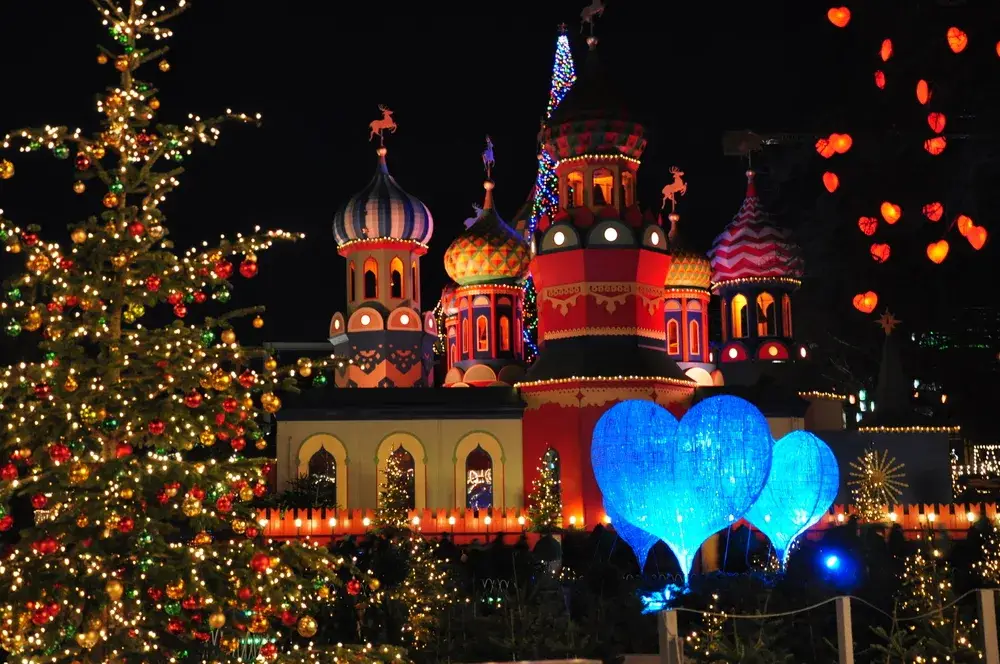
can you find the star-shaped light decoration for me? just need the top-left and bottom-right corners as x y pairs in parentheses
(876, 309), (901, 335)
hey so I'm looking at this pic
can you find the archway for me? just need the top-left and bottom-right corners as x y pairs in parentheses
(375, 432), (427, 510)
(297, 434), (349, 508)
(453, 431), (506, 510)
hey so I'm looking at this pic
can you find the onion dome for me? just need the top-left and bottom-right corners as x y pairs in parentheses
(709, 170), (804, 284)
(665, 214), (711, 291)
(546, 37), (646, 161)
(444, 181), (530, 286)
(332, 147), (433, 248)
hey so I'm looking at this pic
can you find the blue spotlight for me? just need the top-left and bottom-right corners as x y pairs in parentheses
(824, 554), (841, 571)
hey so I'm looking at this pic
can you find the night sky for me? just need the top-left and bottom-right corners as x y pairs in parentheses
(0, 1), (995, 350)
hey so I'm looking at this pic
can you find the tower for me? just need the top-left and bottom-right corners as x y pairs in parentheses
(518, 34), (695, 526)
(709, 169), (807, 379)
(663, 213), (717, 386)
(441, 171), (531, 386)
(329, 141), (437, 388)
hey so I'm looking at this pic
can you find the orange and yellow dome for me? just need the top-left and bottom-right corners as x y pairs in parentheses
(444, 182), (530, 286)
(666, 248), (712, 291)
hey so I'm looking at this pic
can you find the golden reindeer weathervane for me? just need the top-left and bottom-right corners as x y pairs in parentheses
(368, 104), (397, 144)
(661, 166), (688, 212)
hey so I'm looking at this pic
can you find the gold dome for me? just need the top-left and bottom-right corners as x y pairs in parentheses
(666, 248), (711, 291)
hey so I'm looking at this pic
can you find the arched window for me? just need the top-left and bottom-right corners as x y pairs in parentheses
(449, 341), (458, 367)
(389, 446), (416, 510)
(411, 260), (419, 302)
(756, 292), (776, 337)
(621, 171), (635, 207)
(465, 445), (493, 510)
(567, 171), (584, 208)
(476, 315), (489, 352)
(348, 262), (356, 303)
(363, 257), (378, 300)
(731, 294), (749, 338)
(462, 318), (471, 355)
(390, 257), (404, 299)
(499, 315), (511, 351)
(666, 319), (680, 355)
(308, 445), (337, 485)
(592, 168), (614, 206)
(690, 319), (701, 355)
(782, 294), (793, 338)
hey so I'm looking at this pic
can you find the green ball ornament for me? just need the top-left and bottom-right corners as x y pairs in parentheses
(165, 601), (181, 616)
(5, 321), (21, 337)
(124, 45), (134, 54)
(312, 374), (328, 387)
(127, 588), (140, 599)
(44, 352), (57, 361)
(53, 145), (70, 159)
(109, 179), (124, 194)
(200, 330), (215, 346)
(184, 293), (195, 304)
(97, 316), (107, 327)
(247, 430), (261, 441)
(101, 417), (120, 432)
(216, 289), (231, 303)
(28, 141), (41, 151)
(172, 152), (184, 163)
(0, 230), (7, 241)
(7, 288), (21, 301)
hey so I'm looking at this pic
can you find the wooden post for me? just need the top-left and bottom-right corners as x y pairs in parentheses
(978, 589), (1000, 664)
(835, 596), (854, 664)
(658, 610), (683, 664)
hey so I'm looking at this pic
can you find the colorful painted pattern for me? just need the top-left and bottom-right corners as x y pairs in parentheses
(547, 119), (646, 161)
(333, 151), (433, 247)
(666, 249), (712, 291)
(709, 172), (804, 283)
(445, 209), (530, 286)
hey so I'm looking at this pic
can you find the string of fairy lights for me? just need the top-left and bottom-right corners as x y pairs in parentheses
(0, 2), (396, 662)
(521, 30), (576, 363)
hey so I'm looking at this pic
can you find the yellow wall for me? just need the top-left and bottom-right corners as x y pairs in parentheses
(276, 418), (524, 511)
(767, 416), (805, 440)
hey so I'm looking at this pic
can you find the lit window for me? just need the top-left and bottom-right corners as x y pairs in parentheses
(476, 315), (489, 352)
(731, 294), (749, 338)
(360, 314), (371, 326)
(782, 294), (793, 337)
(462, 318), (471, 354)
(465, 445), (493, 510)
(363, 257), (378, 299)
(756, 292), (776, 336)
(399, 313), (410, 325)
(411, 260), (419, 302)
(689, 319), (701, 355)
(650, 231), (660, 245)
(667, 319), (680, 355)
(621, 171), (635, 207)
(567, 171), (584, 208)
(603, 227), (618, 242)
(553, 231), (566, 246)
(348, 262), (356, 302)
(388, 447), (415, 511)
(390, 257), (404, 299)
(592, 168), (614, 206)
(499, 315), (511, 351)
(306, 448), (337, 504)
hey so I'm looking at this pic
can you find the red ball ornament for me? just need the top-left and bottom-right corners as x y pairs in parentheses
(33, 383), (52, 399)
(346, 579), (362, 596)
(31, 609), (49, 626)
(238, 371), (256, 389)
(260, 643), (278, 660)
(115, 442), (133, 458)
(245, 526), (259, 538)
(155, 490), (169, 505)
(145, 275), (162, 292)
(75, 153), (92, 170)
(1, 463), (19, 481)
(250, 552), (271, 573)
(193, 630), (211, 643)
(213, 260), (233, 280)
(147, 587), (164, 601)
(173, 303), (187, 318)
(167, 291), (182, 305)
(65, 295), (79, 307)
(148, 419), (166, 436)
(184, 391), (203, 408)
(280, 610), (296, 626)
(46, 301), (62, 313)
(167, 618), (185, 635)
(222, 397), (239, 413)
(22, 232), (39, 247)
(31, 494), (48, 509)
(188, 486), (206, 501)
(230, 437), (246, 453)
(193, 291), (207, 304)
(216, 495), (233, 513)
(252, 484), (267, 498)
(59, 258), (74, 270)
(127, 221), (145, 238)
(118, 517), (135, 533)
(237, 586), (252, 602)
(239, 260), (258, 279)
(48, 443), (71, 463)
(0, 515), (13, 531)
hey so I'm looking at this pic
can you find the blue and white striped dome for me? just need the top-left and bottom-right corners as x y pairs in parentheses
(333, 147), (433, 247)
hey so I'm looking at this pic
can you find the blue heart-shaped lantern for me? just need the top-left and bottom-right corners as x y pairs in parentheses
(745, 430), (839, 566)
(606, 505), (660, 570)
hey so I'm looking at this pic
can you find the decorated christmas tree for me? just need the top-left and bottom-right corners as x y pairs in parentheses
(0, 2), (387, 662)
(521, 27), (575, 362)
(848, 447), (907, 522)
(373, 448), (415, 531)
(528, 449), (562, 533)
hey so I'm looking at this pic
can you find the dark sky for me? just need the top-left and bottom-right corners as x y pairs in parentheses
(0, 1), (987, 346)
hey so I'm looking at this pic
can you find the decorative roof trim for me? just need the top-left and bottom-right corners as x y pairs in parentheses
(711, 276), (802, 292)
(337, 237), (429, 255)
(515, 375), (695, 390)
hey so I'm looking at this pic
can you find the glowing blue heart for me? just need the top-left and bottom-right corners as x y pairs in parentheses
(745, 431), (839, 566)
(606, 505), (659, 570)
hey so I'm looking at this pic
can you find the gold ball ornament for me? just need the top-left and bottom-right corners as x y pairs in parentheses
(199, 374), (214, 390)
(69, 463), (90, 484)
(105, 579), (124, 601)
(316, 585), (330, 600)
(147, 225), (165, 240)
(241, 396), (254, 410)
(45, 324), (64, 341)
(231, 519), (247, 534)
(72, 180), (86, 194)
(76, 514), (90, 528)
(103, 192), (119, 208)
(119, 487), (134, 500)
(81, 406), (99, 424)
(182, 495), (203, 517)
(111, 254), (129, 269)
(192, 531), (212, 546)
(296, 357), (313, 378)
(8, 242), (20, 254)
(220, 329), (236, 345)
(23, 310), (43, 332)
(369, 578), (381, 591)
(199, 430), (216, 447)
(75, 631), (99, 649)
(63, 375), (79, 392)
(165, 580), (185, 600)
(260, 392), (282, 414)
(158, 59), (171, 72)
(0, 159), (14, 180)
(263, 357), (278, 371)
(148, 97), (161, 110)
(255, 438), (268, 451)
(239, 486), (254, 502)
(252, 316), (264, 329)
(248, 614), (269, 634)
(208, 610), (226, 630)
(92, 145), (106, 159)
(70, 228), (87, 243)
(27, 254), (52, 273)
(96, 53), (108, 65)
(212, 370), (232, 391)
(106, 513), (121, 529)
(114, 56), (130, 72)
(296, 615), (318, 638)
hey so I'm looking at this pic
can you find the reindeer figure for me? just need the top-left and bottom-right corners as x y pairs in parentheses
(581, 0), (605, 31)
(368, 105), (397, 142)
(482, 135), (495, 177)
(661, 166), (688, 211)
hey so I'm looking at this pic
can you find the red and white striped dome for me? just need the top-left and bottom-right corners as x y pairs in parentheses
(709, 170), (804, 284)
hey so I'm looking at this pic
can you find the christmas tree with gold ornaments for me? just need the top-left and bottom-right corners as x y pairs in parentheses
(528, 449), (562, 533)
(0, 2), (398, 663)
